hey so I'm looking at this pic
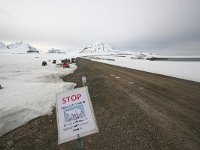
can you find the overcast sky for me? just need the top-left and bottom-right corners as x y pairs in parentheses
(1, 0), (200, 55)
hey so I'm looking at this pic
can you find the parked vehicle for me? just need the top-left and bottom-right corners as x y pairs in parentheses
(52, 60), (56, 64)
(62, 61), (69, 68)
(71, 58), (76, 63)
(42, 61), (47, 66)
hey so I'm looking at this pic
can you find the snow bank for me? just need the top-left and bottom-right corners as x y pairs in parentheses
(0, 53), (77, 136)
(89, 55), (200, 83)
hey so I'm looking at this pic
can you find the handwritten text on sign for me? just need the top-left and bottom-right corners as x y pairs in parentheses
(56, 87), (98, 144)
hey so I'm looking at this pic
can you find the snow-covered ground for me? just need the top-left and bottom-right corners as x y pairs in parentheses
(87, 55), (200, 83)
(1, 40), (200, 137)
(0, 53), (77, 136)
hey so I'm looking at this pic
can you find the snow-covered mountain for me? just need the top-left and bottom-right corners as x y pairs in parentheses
(129, 52), (158, 60)
(115, 50), (158, 60)
(7, 42), (24, 49)
(0, 42), (40, 54)
(79, 41), (120, 54)
(0, 42), (8, 50)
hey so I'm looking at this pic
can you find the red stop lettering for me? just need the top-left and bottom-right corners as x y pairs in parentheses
(62, 94), (81, 104)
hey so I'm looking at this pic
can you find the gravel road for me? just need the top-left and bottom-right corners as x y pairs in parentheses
(0, 57), (200, 150)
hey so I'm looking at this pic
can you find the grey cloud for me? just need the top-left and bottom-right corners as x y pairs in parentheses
(0, 0), (200, 55)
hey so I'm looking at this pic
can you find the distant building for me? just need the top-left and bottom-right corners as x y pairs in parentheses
(27, 50), (39, 53)
(48, 49), (65, 54)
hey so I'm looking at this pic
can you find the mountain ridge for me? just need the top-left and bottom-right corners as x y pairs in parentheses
(0, 42), (40, 54)
(79, 41), (120, 54)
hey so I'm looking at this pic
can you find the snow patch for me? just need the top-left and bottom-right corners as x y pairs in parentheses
(0, 53), (77, 136)
(87, 54), (200, 83)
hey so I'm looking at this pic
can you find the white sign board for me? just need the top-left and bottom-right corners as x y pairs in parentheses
(56, 86), (98, 144)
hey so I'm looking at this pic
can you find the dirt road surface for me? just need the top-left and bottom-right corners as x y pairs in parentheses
(0, 58), (200, 150)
